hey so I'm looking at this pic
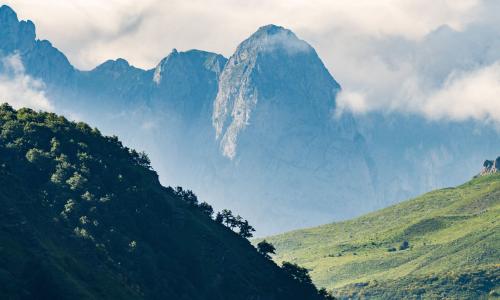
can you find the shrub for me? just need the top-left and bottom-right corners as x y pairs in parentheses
(399, 240), (409, 250)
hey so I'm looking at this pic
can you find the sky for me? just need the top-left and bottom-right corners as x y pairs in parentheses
(3, 0), (500, 125)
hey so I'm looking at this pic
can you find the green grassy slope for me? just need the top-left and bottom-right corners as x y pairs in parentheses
(260, 173), (500, 299)
(0, 104), (324, 300)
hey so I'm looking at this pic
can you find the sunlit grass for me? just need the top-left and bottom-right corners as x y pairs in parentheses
(257, 173), (500, 297)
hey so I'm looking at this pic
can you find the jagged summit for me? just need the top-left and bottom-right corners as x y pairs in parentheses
(251, 24), (293, 38)
(0, 5), (16, 19)
(92, 58), (131, 71)
(149, 49), (226, 118)
(213, 24), (341, 159)
(0, 5), (74, 85)
(153, 49), (226, 85)
(236, 24), (312, 55)
(0, 5), (36, 54)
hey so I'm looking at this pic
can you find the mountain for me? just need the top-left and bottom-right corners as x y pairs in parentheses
(209, 24), (376, 232)
(0, 6), (377, 235)
(1, 5), (500, 235)
(0, 5), (74, 86)
(213, 24), (341, 159)
(0, 104), (330, 300)
(258, 162), (500, 299)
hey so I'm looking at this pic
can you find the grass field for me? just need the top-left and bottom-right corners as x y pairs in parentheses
(259, 173), (500, 298)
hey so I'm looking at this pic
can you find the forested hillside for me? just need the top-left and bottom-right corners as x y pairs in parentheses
(0, 104), (327, 300)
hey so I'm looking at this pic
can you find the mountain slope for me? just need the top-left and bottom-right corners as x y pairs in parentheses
(0, 104), (325, 300)
(207, 24), (377, 233)
(260, 169), (500, 299)
(2, 4), (500, 236)
(0, 7), (378, 234)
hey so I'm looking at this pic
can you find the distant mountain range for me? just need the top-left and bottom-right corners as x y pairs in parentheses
(1, 5), (499, 235)
(259, 160), (500, 298)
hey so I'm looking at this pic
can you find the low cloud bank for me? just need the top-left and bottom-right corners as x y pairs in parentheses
(0, 54), (53, 111)
(338, 61), (500, 126)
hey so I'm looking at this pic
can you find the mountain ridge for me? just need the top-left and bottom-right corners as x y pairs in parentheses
(0, 5), (378, 234)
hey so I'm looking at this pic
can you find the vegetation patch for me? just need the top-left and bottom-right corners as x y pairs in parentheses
(258, 172), (500, 298)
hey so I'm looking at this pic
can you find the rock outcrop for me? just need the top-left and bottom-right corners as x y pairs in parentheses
(481, 156), (500, 175)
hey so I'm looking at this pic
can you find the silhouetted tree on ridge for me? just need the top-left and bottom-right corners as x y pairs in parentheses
(257, 240), (276, 259)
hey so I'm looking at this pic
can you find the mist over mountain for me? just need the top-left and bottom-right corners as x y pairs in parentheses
(1, 4), (499, 235)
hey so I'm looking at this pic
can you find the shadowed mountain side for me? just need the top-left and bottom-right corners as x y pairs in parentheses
(0, 104), (327, 300)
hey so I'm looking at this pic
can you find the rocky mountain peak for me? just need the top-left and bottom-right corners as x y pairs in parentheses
(93, 58), (131, 72)
(153, 49), (226, 85)
(213, 24), (341, 159)
(0, 5), (36, 54)
(249, 24), (296, 41)
(0, 5), (16, 22)
(236, 24), (312, 58)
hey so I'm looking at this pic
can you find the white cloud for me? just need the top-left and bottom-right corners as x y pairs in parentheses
(0, 54), (53, 111)
(336, 90), (368, 114)
(258, 29), (312, 55)
(3, 0), (487, 70)
(422, 62), (500, 124)
(341, 61), (500, 125)
(2, 0), (500, 126)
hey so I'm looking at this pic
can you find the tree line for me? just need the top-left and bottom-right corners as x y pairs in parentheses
(171, 186), (336, 299)
(171, 186), (255, 238)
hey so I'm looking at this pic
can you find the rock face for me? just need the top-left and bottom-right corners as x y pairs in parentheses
(481, 157), (500, 175)
(152, 49), (226, 115)
(0, 5), (74, 87)
(209, 25), (377, 232)
(213, 25), (341, 159)
(0, 5), (35, 54)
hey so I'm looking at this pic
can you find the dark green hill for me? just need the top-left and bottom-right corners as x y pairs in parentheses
(259, 171), (500, 299)
(0, 104), (325, 300)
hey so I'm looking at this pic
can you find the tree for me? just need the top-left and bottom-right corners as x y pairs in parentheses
(238, 220), (255, 238)
(399, 240), (409, 250)
(257, 240), (276, 259)
(175, 186), (184, 196)
(137, 151), (151, 169)
(174, 187), (198, 206)
(198, 202), (214, 217)
(25, 148), (52, 172)
(281, 261), (312, 285)
(318, 288), (336, 300)
(66, 172), (87, 190)
(129, 149), (151, 169)
(231, 214), (243, 230)
(220, 209), (235, 227)
(183, 190), (198, 206)
(215, 212), (223, 224)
